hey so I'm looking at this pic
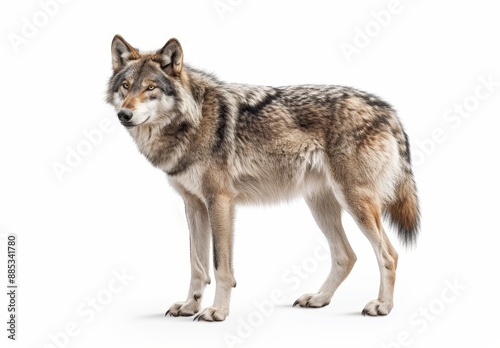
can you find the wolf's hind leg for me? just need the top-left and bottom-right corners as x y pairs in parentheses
(294, 189), (357, 308)
(346, 192), (398, 316)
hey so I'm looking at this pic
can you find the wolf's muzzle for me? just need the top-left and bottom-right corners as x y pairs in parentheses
(117, 109), (133, 124)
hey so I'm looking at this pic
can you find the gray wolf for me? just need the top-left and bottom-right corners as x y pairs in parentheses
(107, 35), (420, 321)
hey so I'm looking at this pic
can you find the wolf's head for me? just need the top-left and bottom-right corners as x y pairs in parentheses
(107, 35), (196, 128)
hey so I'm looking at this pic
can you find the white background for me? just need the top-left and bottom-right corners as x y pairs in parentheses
(1, 0), (499, 347)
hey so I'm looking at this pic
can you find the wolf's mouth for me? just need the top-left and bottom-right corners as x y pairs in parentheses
(121, 116), (151, 128)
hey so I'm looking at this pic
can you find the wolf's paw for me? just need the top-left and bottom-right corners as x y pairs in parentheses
(165, 300), (200, 317)
(293, 293), (331, 308)
(361, 299), (393, 316)
(193, 307), (228, 322)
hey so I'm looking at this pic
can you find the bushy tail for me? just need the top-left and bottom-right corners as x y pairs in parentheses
(385, 171), (420, 247)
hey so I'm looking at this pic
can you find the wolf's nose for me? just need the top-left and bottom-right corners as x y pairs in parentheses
(117, 109), (133, 122)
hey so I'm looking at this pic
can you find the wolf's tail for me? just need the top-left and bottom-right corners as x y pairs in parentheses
(385, 168), (421, 248)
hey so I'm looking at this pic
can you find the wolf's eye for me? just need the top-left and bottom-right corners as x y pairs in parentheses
(122, 82), (130, 90)
(148, 85), (156, 91)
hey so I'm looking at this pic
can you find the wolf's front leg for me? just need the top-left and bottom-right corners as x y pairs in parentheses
(194, 194), (236, 322)
(166, 192), (211, 317)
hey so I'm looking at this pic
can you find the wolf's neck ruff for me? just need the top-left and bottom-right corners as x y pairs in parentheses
(126, 114), (195, 175)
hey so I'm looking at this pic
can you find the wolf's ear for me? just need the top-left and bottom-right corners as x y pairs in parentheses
(159, 38), (183, 77)
(111, 35), (139, 72)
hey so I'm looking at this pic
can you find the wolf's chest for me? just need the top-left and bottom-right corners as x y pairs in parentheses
(168, 165), (207, 202)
